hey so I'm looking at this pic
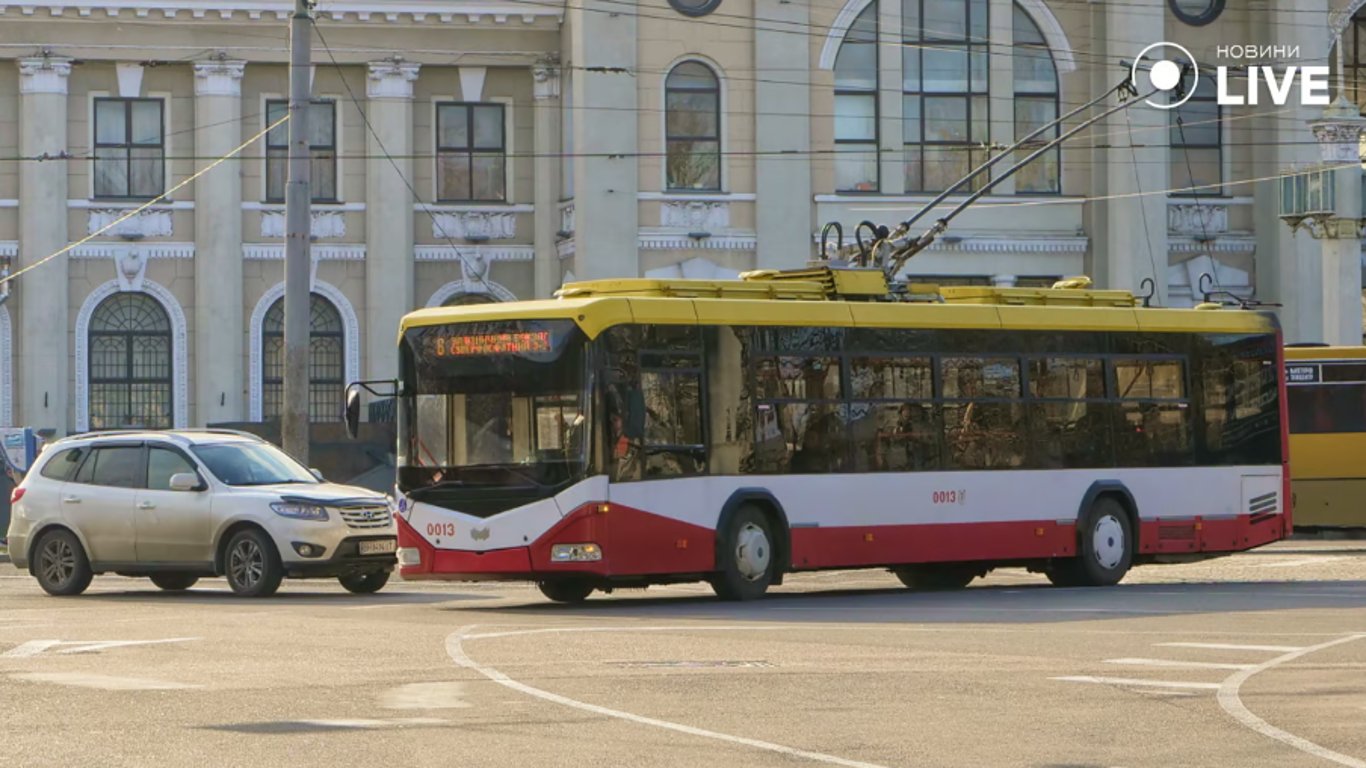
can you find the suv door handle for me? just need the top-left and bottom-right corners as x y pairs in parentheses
(137, 501), (155, 510)
(62, 495), (81, 504)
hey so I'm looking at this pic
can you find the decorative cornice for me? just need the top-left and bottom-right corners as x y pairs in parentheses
(71, 242), (195, 259)
(415, 245), (534, 262)
(808, 233), (1089, 254)
(193, 58), (246, 97)
(0, 2), (562, 24)
(243, 244), (366, 260)
(639, 232), (758, 251)
(17, 56), (72, 95)
(367, 59), (421, 100)
(69, 199), (193, 210)
(1168, 235), (1257, 255)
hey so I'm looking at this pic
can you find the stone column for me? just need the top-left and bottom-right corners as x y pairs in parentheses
(567, 0), (637, 279)
(1254, 0), (1327, 340)
(16, 57), (71, 433)
(532, 54), (562, 298)
(1088, 0), (1167, 302)
(364, 59), (419, 379)
(193, 58), (245, 425)
(1307, 99), (1366, 345)
(754, 0), (812, 268)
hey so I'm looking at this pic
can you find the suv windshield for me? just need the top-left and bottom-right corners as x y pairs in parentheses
(398, 319), (589, 499)
(191, 442), (318, 487)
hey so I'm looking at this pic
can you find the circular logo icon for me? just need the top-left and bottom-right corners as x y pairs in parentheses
(1131, 41), (1199, 110)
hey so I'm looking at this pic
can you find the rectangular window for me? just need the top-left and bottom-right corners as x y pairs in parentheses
(940, 357), (1024, 468)
(1170, 78), (1221, 195)
(266, 100), (337, 203)
(1028, 357), (1105, 400)
(1114, 358), (1192, 466)
(93, 98), (165, 199)
(903, 0), (989, 193)
(436, 102), (507, 202)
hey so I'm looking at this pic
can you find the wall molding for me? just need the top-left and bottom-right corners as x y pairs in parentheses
(639, 231), (758, 251)
(414, 245), (534, 262)
(242, 244), (366, 260)
(70, 242), (195, 259)
(808, 232), (1089, 254)
(74, 279), (189, 432)
(68, 199), (192, 210)
(247, 280), (360, 423)
(1, 2), (562, 24)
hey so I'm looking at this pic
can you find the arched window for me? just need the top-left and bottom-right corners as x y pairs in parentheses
(1013, 5), (1060, 193)
(834, 1), (1060, 194)
(834, 3), (879, 192)
(88, 292), (172, 429)
(903, 0), (989, 192)
(665, 61), (722, 191)
(262, 293), (344, 422)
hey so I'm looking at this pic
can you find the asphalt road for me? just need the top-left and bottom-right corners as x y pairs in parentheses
(2, 542), (1365, 768)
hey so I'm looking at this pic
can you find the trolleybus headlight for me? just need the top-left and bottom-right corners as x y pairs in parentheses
(397, 547), (421, 567)
(550, 543), (602, 562)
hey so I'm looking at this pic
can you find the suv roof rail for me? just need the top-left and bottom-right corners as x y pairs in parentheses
(57, 428), (267, 443)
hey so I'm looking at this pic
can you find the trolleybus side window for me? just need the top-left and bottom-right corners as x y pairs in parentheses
(941, 356), (1025, 469)
(604, 325), (708, 480)
(1113, 357), (1192, 466)
(848, 356), (939, 472)
(1026, 356), (1111, 469)
(1199, 335), (1280, 464)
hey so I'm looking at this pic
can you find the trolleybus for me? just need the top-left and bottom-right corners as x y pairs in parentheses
(345, 269), (1290, 602)
(1285, 345), (1366, 529)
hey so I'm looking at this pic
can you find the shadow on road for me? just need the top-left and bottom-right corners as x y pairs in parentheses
(451, 579), (1366, 625)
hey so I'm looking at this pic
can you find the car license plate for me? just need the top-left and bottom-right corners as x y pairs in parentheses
(359, 539), (396, 556)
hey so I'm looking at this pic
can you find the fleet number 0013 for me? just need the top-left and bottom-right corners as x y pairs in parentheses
(426, 522), (457, 537)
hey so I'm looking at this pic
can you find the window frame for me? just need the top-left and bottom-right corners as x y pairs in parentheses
(434, 101), (509, 203)
(834, 1), (882, 193)
(664, 61), (723, 192)
(1011, 5), (1061, 194)
(92, 96), (166, 201)
(264, 98), (338, 204)
(87, 293), (174, 431)
(261, 293), (346, 423)
(901, 0), (992, 194)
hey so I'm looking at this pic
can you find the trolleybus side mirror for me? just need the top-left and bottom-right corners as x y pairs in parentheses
(343, 385), (361, 441)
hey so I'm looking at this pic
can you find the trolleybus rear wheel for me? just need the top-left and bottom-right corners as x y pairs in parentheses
(710, 505), (776, 601)
(1048, 496), (1133, 587)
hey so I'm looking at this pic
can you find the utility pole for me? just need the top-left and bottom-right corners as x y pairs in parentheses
(282, 0), (313, 463)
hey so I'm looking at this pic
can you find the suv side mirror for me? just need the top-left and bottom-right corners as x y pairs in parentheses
(169, 473), (203, 492)
(343, 385), (361, 440)
(309, 468), (324, 481)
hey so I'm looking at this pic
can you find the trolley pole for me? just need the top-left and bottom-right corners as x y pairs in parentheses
(282, 0), (313, 463)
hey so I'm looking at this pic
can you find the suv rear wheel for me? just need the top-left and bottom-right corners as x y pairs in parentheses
(33, 528), (93, 597)
(224, 529), (284, 597)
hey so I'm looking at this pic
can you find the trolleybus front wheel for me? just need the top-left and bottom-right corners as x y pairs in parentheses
(1047, 496), (1133, 587)
(710, 505), (776, 601)
(538, 578), (595, 603)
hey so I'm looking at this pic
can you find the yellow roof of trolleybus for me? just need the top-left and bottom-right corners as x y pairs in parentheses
(398, 270), (1279, 341)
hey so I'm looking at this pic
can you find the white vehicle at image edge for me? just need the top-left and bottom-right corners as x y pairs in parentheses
(5, 429), (397, 597)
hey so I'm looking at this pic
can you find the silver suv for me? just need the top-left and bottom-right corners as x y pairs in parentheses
(6, 429), (397, 597)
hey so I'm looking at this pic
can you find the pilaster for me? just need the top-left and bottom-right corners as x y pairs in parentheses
(17, 56), (71, 433)
(532, 54), (563, 298)
(193, 57), (246, 424)
(364, 59), (419, 379)
(754, 0), (813, 268)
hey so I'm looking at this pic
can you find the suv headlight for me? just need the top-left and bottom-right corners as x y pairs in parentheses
(270, 501), (329, 521)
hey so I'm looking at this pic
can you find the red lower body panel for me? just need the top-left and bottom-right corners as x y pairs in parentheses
(401, 503), (1287, 581)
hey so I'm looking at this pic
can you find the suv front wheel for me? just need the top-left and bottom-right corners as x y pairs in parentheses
(33, 528), (93, 597)
(224, 528), (284, 597)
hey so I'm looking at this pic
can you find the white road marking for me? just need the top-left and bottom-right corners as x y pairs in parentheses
(1104, 657), (1254, 671)
(10, 672), (201, 690)
(1217, 633), (1366, 768)
(1051, 676), (1222, 690)
(1156, 642), (1305, 653)
(447, 626), (892, 768)
(380, 682), (470, 710)
(2, 637), (199, 658)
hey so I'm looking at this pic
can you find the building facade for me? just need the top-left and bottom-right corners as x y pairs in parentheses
(0, 0), (1363, 436)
